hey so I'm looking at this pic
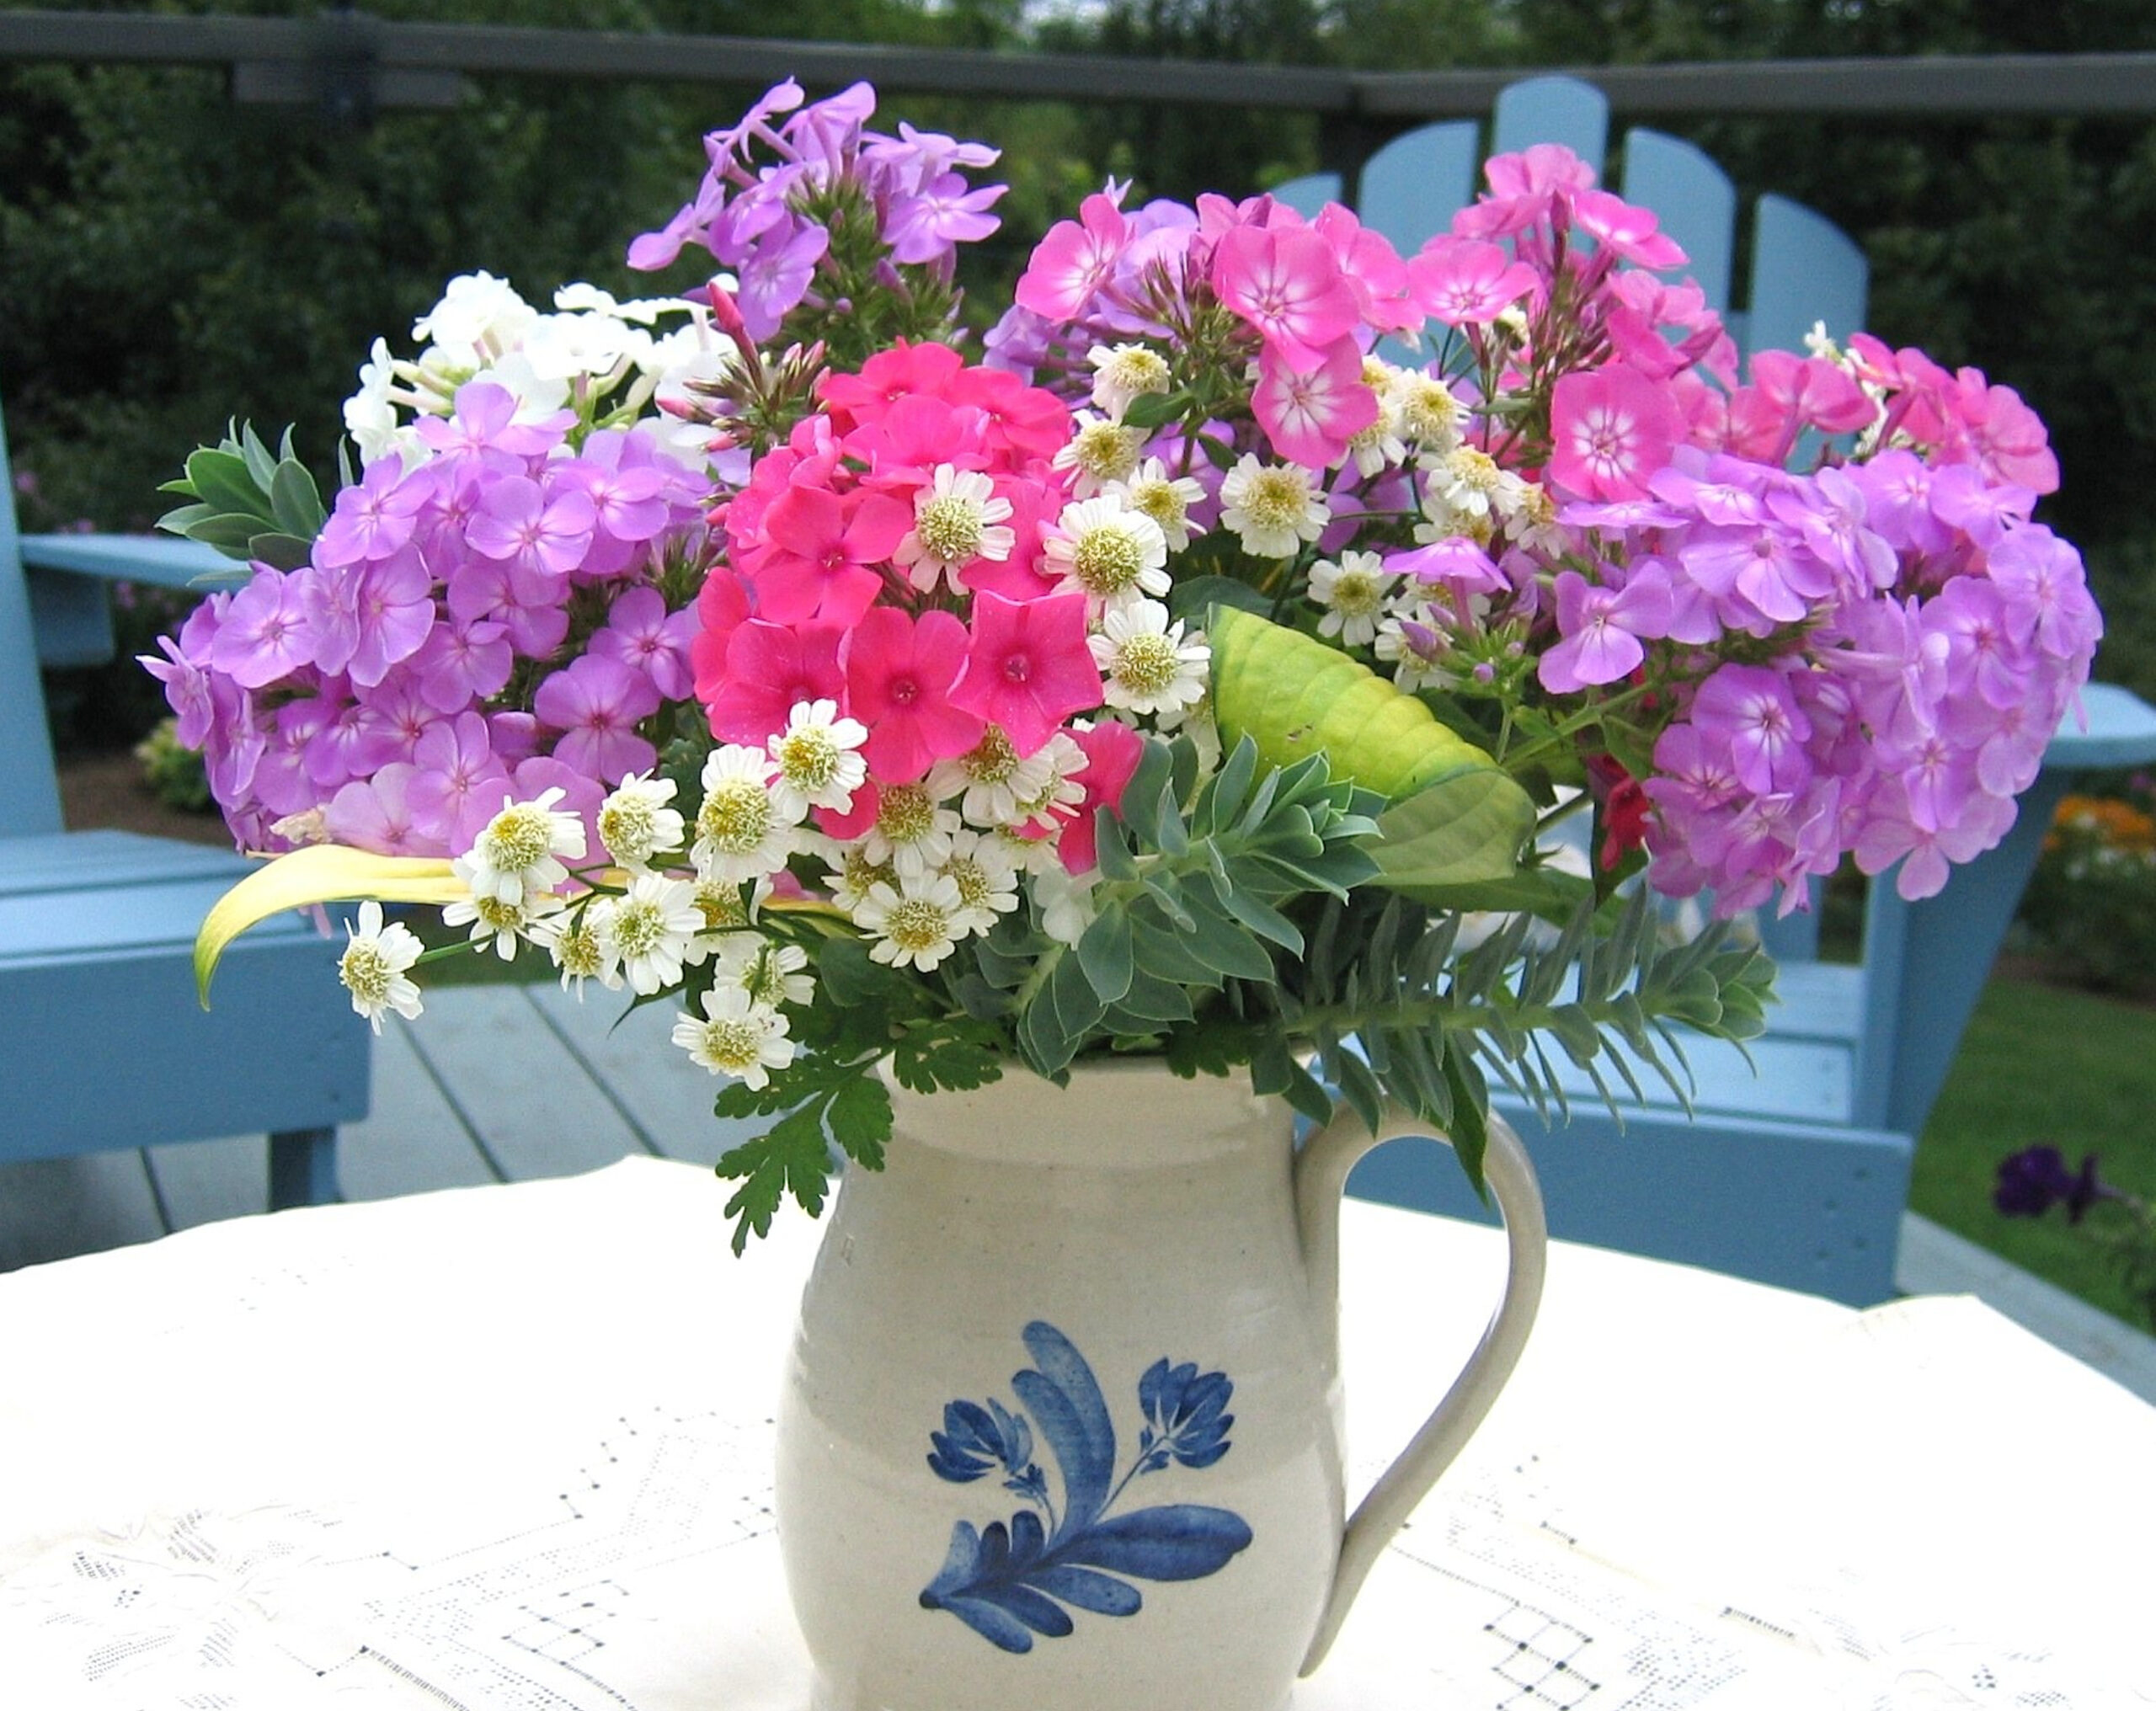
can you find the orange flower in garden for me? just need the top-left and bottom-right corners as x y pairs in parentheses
(2047, 794), (2156, 855)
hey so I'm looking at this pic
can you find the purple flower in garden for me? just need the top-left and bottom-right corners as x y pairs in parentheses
(1689, 664), (1812, 797)
(208, 568), (315, 689)
(140, 616), (219, 749)
(735, 220), (830, 342)
(590, 587), (698, 701)
(325, 762), (440, 856)
(253, 696), (339, 817)
(465, 475), (597, 589)
(446, 555), (572, 661)
(885, 172), (1007, 265)
(408, 712), (513, 855)
(355, 669), (448, 763)
(1995, 1146), (2113, 1223)
(532, 654), (662, 785)
(1985, 525), (2103, 666)
(1538, 565), (1673, 693)
(316, 456), (430, 568)
(414, 381), (570, 471)
(411, 613), (514, 714)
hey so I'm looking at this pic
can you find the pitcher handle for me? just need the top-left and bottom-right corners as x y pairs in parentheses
(1291, 1100), (1547, 1676)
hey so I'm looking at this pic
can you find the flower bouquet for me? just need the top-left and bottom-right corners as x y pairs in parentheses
(166, 79), (2097, 1254)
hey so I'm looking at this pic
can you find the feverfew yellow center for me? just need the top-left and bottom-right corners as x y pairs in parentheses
(1070, 420), (1144, 485)
(479, 802), (554, 873)
(1072, 524), (1148, 598)
(886, 897), (953, 955)
(698, 779), (773, 856)
(915, 493), (985, 564)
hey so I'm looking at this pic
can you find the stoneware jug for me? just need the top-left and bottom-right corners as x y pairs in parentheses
(774, 1058), (1547, 1711)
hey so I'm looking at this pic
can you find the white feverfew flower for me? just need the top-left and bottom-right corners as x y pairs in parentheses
(822, 842), (899, 915)
(860, 782), (961, 880)
(1505, 478), (1567, 558)
(768, 698), (869, 819)
(533, 905), (622, 999)
(894, 465), (1016, 593)
(1219, 456), (1330, 558)
(442, 888), (565, 961)
(1052, 410), (1147, 498)
(1006, 730), (1090, 835)
(1043, 494), (1170, 611)
(597, 771), (686, 872)
(455, 786), (588, 907)
(714, 938), (817, 1008)
(1087, 342), (1173, 419)
(926, 725), (1043, 829)
(673, 985), (795, 1088)
(596, 872), (703, 996)
(693, 744), (802, 882)
(1393, 370), (1467, 454)
(1346, 358), (1412, 478)
(1089, 600), (1209, 722)
(337, 901), (424, 1033)
(853, 872), (973, 971)
(1106, 457), (1206, 552)
(1431, 444), (1521, 525)
(940, 828), (1023, 923)
(1309, 551), (1398, 648)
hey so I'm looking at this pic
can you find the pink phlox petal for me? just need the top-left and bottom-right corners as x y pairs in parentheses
(1547, 362), (1684, 502)
(1055, 720), (1145, 875)
(1015, 189), (1131, 320)
(1571, 189), (1686, 271)
(707, 620), (846, 745)
(1211, 224), (1361, 355)
(844, 606), (984, 784)
(1409, 237), (1542, 327)
(950, 591), (1102, 758)
(1253, 337), (1376, 468)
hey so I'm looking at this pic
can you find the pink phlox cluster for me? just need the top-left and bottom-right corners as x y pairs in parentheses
(146, 381), (710, 859)
(627, 80), (1006, 342)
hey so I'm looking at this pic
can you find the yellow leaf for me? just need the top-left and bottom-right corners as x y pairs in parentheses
(196, 845), (467, 1007)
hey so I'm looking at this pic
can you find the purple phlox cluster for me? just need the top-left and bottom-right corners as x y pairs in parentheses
(627, 80), (1006, 341)
(1562, 445), (2105, 913)
(145, 378), (710, 860)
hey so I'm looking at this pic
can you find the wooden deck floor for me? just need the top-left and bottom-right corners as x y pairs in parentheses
(6, 985), (2154, 1404)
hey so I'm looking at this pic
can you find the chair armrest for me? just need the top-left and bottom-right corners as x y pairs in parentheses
(2046, 680), (2156, 771)
(19, 532), (237, 591)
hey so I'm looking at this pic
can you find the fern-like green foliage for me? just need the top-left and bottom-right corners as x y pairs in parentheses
(707, 733), (1777, 1244)
(156, 421), (330, 573)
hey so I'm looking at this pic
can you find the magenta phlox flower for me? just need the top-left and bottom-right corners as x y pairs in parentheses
(1389, 536), (1506, 599)
(1253, 337), (1377, 467)
(1409, 236), (1541, 328)
(467, 473), (597, 588)
(590, 586), (698, 701)
(626, 168), (729, 272)
(1569, 188), (1686, 271)
(355, 669), (448, 764)
(1211, 222), (1360, 361)
(1454, 144), (1596, 241)
(252, 696), (339, 817)
(736, 219), (830, 342)
(750, 483), (908, 626)
(408, 712), (513, 854)
(211, 567), (317, 689)
(819, 340), (968, 427)
(1921, 577), (2035, 712)
(1548, 363), (1684, 502)
(533, 654), (662, 786)
(1308, 204), (1420, 333)
(706, 619), (846, 744)
(556, 434), (676, 558)
(139, 631), (217, 749)
(445, 554), (572, 660)
(1054, 719), (1145, 874)
(1926, 464), (2034, 550)
(1842, 450), (1954, 560)
(1016, 190), (1132, 320)
(1538, 565), (1674, 693)
(325, 762), (441, 856)
(411, 611), (513, 713)
(1957, 692), (2052, 799)
(316, 455), (430, 568)
(1983, 525), (2103, 666)
(1679, 520), (1832, 630)
(886, 170), (1007, 264)
(344, 552), (439, 689)
(415, 381), (570, 471)
(1767, 468), (1897, 594)
(1557, 495), (1686, 537)
(490, 711), (541, 765)
(844, 606), (984, 783)
(303, 680), (398, 791)
(200, 681), (264, 816)
(1690, 664), (1813, 796)
(1854, 776), (2014, 901)
(843, 394), (987, 488)
(951, 591), (1102, 757)
(1946, 375), (2059, 495)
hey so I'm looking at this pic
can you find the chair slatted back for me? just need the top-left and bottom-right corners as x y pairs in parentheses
(0, 399), (68, 839)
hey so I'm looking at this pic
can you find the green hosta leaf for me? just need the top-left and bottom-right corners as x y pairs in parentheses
(269, 459), (328, 537)
(1209, 607), (1502, 803)
(181, 514), (270, 555)
(245, 530), (318, 573)
(1367, 769), (1537, 897)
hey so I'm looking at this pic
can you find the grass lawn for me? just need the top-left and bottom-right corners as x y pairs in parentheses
(1916, 973), (2156, 1331)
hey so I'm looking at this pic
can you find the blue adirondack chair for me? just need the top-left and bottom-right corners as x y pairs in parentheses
(1, 396), (369, 1214)
(1283, 75), (2156, 1304)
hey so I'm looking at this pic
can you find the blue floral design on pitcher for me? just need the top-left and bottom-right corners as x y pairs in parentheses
(918, 1320), (1253, 1654)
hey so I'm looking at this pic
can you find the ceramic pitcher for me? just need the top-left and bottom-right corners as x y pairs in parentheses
(773, 1058), (1546, 1711)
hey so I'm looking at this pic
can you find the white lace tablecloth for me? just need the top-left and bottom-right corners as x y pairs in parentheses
(1, 1157), (2149, 1709)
